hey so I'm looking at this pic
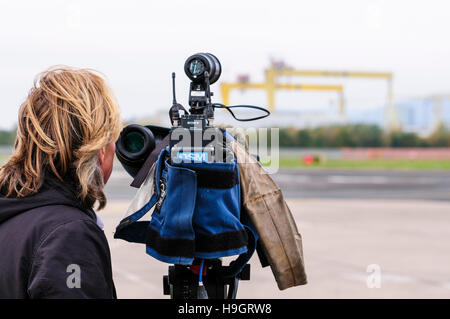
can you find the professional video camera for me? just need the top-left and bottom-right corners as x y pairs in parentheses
(115, 53), (269, 299)
(116, 53), (269, 176)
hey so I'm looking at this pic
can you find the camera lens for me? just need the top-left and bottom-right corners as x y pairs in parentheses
(115, 124), (156, 177)
(124, 131), (145, 153)
(184, 53), (221, 84)
(189, 59), (205, 77)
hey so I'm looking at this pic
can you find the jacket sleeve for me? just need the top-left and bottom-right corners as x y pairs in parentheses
(232, 140), (307, 290)
(27, 219), (116, 299)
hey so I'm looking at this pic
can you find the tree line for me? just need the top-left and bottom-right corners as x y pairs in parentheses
(1, 124), (449, 147)
(276, 124), (450, 148)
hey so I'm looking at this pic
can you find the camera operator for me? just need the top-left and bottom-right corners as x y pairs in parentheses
(0, 66), (120, 298)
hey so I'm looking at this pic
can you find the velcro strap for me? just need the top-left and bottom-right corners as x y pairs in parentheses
(145, 227), (195, 258)
(191, 166), (238, 189)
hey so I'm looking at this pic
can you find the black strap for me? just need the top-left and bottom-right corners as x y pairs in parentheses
(132, 103), (187, 188)
(256, 240), (270, 268)
(130, 134), (170, 188)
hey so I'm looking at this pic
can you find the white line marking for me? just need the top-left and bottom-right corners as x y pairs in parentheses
(328, 175), (389, 184)
(274, 175), (312, 183)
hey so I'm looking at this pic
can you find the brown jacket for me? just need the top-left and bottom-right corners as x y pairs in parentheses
(232, 141), (307, 290)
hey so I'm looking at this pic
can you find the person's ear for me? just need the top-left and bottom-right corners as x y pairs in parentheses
(98, 147), (106, 166)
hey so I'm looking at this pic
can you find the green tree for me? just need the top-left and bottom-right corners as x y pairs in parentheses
(296, 129), (313, 147)
(426, 125), (450, 147)
(389, 131), (422, 147)
(0, 129), (16, 145)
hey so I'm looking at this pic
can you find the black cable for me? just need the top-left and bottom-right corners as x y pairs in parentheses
(212, 103), (270, 122)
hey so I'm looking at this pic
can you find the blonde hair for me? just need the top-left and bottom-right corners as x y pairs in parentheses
(0, 66), (121, 210)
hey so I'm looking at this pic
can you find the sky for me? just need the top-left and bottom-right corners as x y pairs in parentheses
(0, 0), (450, 129)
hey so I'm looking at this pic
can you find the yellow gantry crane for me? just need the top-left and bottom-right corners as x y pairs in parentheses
(265, 67), (399, 131)
(221, 82), (345, 117)
(221, 65), (399, 131)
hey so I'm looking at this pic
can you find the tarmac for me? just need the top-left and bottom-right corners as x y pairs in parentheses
(101, 167), (450, 299)
(105, 167), (450, 201)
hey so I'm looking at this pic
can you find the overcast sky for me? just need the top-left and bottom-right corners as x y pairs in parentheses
(0, 0), (449, 129)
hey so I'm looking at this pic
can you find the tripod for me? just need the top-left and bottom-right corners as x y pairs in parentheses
(163, 258), (250, 299)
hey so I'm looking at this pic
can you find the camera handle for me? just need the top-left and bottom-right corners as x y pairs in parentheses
(163, 258), (250, 299)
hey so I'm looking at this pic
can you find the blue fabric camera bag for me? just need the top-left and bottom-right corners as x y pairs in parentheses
(115, 141), (257, 274)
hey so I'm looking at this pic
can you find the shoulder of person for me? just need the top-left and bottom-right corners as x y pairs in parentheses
(27, 207), (115, 299)
(18, 204), (105, 259)
(29, 203), (100, 233)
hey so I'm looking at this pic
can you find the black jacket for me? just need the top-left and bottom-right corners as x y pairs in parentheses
(0, 176), (116, 299)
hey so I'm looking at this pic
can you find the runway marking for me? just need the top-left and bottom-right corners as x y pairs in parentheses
(327, 175), (438, 185)
(274, 175), (311, 183)
(328, 175), (389, 184)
